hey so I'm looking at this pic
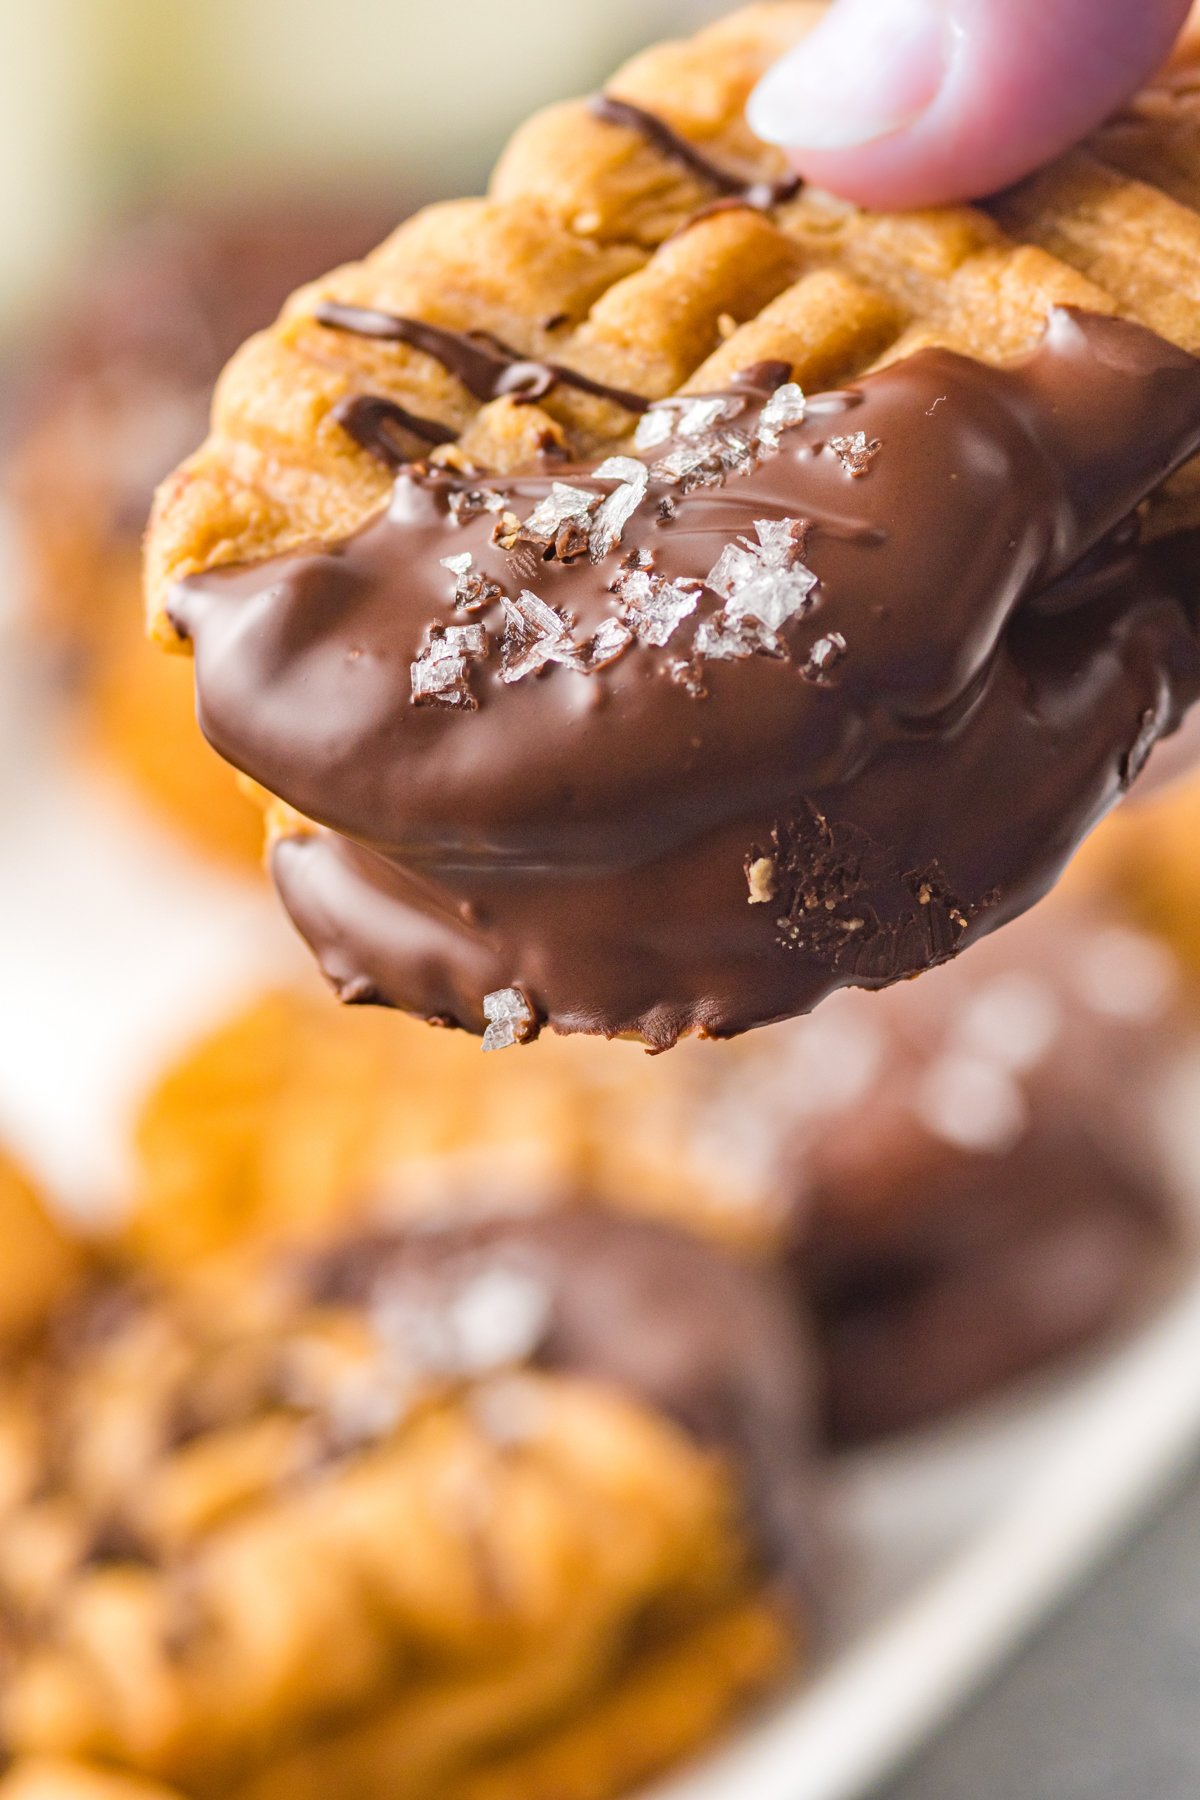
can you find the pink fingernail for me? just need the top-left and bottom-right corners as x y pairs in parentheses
(748, 0), (954, 152)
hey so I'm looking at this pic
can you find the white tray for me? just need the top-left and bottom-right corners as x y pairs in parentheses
(4, 562), (1200, 1800)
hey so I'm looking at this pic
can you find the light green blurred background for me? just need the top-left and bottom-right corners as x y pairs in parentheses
(0, 0), (730, 326)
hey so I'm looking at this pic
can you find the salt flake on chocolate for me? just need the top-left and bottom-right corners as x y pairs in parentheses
(634, 408), (676, 452)
(590, 457), (650, 562)
(500, 591), (587, 682)
(615, 565), (701, 648)
(756, 382), (807, 447)
(706, 517), (817, 634)
(694, 614), (780, 661)
(828, 431), (881, 477)
(482, 986), (536, 1052)
(803, 631), (847, 683)
(675, 394), (746, 439)
(411, 622), (490, 709)
(718, 430), (757, 475)
(594, 456), (647, 484)
(439, 552), (504, 612)
(585, 615), (636, 669)
(706, 542), (759, 601)
(652, 440), (729, 492)
(694, 617), (754, 661)
(446, 1267), (552, 1371)
(522, 483), (598, 545)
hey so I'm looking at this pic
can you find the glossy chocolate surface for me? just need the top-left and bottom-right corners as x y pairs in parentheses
(171, 309), (1200, 1045)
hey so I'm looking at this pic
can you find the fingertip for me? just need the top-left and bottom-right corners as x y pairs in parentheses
(749, 0), (1194, 211)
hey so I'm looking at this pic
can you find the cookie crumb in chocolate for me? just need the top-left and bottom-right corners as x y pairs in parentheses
(747, 857), (776, 905)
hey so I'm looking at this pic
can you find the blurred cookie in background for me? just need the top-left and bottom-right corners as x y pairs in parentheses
(786, 907), (1190, 1443)
(1069, 755), (1200, 991)
(562, 899), (1191, 1442)
(123, 988), (792, 1282)
(122, 898), (1193, 1447)
(4, 199), (399, 866)
(0, 1205), (811, 1800)
(125, 992), (600, 1275)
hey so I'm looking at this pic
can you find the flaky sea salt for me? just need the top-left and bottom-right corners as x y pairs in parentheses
(668, 656), (706, 698)
(673, 394), (746, 439)
(522, 483), (599, 544)
(717, 430), (757, 476)
(801, 631), (847, 683)
(585, 615), (636, 669)
(439, 552), (504, 612)
(828, 431), (881, 476)
(651, 440), (729, 490)
(706, 541), (760, 601)
(693, 616), (760, 661)
(500, 592), (586, 682)
(756, 381), (807, 447)
(447, 1268), (552, 1372)
(634, 407), (676, 452)
(615, 565), (701, 648)
(411, 622), (490, 708)
(482, 986), (536, 1052)
(706, 518), (817, 635)
(589, 457), (650, 562)
(593, 456), (646, 485)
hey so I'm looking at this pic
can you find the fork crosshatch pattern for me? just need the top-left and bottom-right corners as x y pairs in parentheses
(145, 5), (1200, 1047)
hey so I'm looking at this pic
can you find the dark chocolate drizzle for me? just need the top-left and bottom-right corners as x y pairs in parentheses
(332, 393), (452, 464)
(170, 309), (1200, 1048)
(590, 93), (803, 209)
(304, 1208), (816, 1594)
(314, 300), (649, 414)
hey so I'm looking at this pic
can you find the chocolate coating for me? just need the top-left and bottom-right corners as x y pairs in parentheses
(170, 309), (1200, 1047)
(305, 1207), (816, 1593)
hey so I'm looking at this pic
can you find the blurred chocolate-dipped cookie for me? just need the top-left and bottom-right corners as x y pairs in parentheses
(783, 908), (1188, 1441)
(0, 1207), (810, 1799)
(5, 202), (397, 865)
(123, 901), (1189, 1446)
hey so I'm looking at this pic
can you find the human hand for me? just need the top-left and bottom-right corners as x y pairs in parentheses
(748, 0), (1193, 209)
